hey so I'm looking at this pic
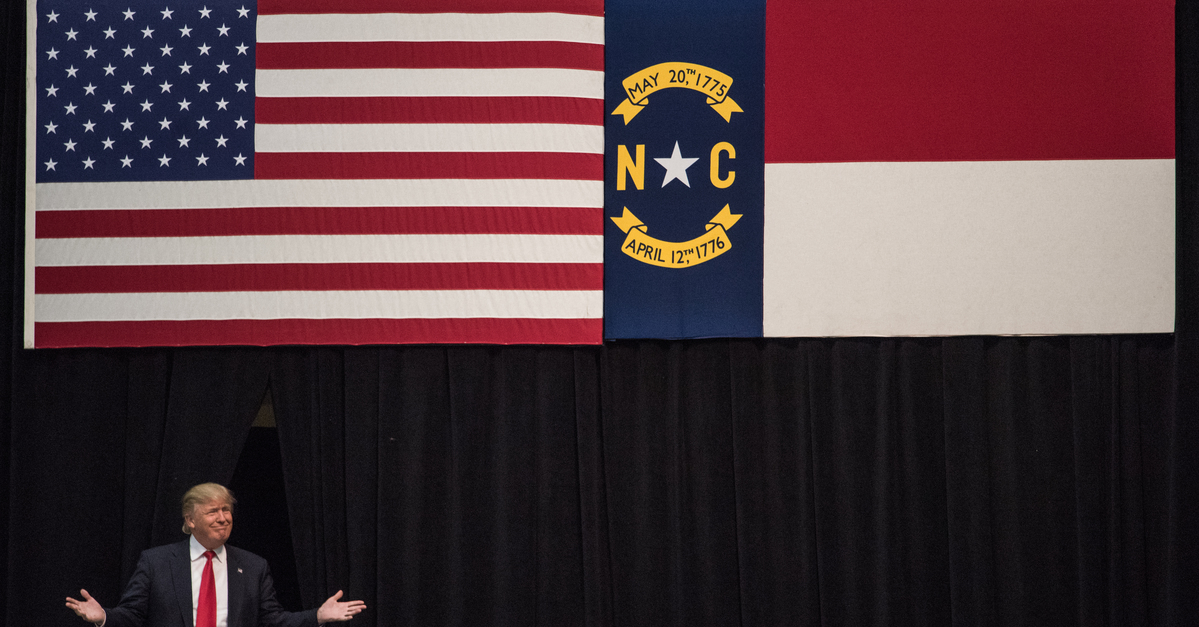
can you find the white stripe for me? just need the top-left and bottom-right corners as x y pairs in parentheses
(257, 13), (604, 45)
(763, 159), (1175, 336)
(36, 234), (603, 266)
(256, 68), (603, 99)
(35, 179), (603, 210)
(255, 123), (604, 154)
(36, 290), (604, 322)
(24, 0), (38, 348)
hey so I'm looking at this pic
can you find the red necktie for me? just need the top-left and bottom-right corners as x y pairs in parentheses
(197, 550), (216, 627)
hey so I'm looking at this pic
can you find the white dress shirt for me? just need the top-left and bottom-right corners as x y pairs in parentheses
(188, 535), (229, 627)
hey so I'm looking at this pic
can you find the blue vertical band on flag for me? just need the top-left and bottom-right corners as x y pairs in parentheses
(35, 0), (255, 182)
(603, 0), (765, 339)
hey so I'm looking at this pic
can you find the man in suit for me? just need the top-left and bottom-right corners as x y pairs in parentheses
(66, 483), (366, 626)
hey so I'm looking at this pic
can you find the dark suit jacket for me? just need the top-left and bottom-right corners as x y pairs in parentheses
(104, 540), (317, 627)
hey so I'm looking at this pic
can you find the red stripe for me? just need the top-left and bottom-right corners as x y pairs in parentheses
(257, 0), (604, 17)
(37, 263), (603, 293)
(765, 1), (1174, 162)
(257, 42), (603, 71)
(36, 207), (603, 238)
(254, 152), (602, 180)
(35, 318), (603, 347)
(256, 97), (603, 125)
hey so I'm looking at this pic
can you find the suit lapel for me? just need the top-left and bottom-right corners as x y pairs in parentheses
(172, 541), (195, 627)
(226, 547), (245, 627)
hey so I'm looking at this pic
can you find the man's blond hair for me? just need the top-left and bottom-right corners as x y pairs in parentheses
(180, 483), (236, 534)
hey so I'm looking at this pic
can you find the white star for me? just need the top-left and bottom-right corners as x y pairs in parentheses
(158, 154), (171, 166)
(121, 82), (135, 94)
(122, 45), (135, 57)
(139, 136), (153, 148)
(84, 9), (98, 21)
(214, 135), (228, 147)
(65, 28), (79, 41)
(159, 117), (172, 130)
(141, 63), (154, 75)
(235, 43), (248, 55)
(199, 7), (212, 19)
(84, 46), (98, 58)
(64, 139), (77, 151)
(82, 156), (95, 169)
(120, 118), (134, 131)
(65, 66), (79, 78)
(233, 116), (247, 129)
(102, 100), (115, 112)
(46, 48), (59, 60)
(83, 83), (97, 95)
(655, 141), (699, 188)
(216, 61), (229, 73)
(44, 121), (58, 134)
(123, 9), (136, 21)
(141, 26), (153, 38)
(196, 80), (210, 92)
(46, 11), (59, 23)
(179, 61), (192, 74)
(196, 117), (210, 129)
(237, 6), (250, 18)
(234, 153), (246, 165)
(196, 153), (208, 165)
(178, 98), (191, 110)
(103, 27), (116, 39)
(159, 81), (173, 93)
(178, 135), (191, 147)
(103, 64), (116, 75)
(217, 24), (229, 36)
(45, 85), (59, 97)
(45, 159), (57, 171)
(64, 102), (77, 115)
(197, 43), (210, 55)
(234, 80), (248, 92)
(120, 155), (133, 167)
(82, 120), (96, 132)
(162, 7), (174, 19)
(102, 137), (115, 149)
(215, 98), (228, 110)
(179, 25), (192, 37)
(140, 99), (153, 111)
(160, 44), (173, 56)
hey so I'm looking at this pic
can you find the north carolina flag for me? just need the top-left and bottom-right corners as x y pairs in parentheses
(26, 0), (604, 348)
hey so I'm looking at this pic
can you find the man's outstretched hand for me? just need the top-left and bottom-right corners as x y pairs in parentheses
(317, 590), (366, 623)
(65, 589), (106, 624)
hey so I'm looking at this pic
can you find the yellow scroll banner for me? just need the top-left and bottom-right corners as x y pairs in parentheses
(611, 205), (743, 268)
(611, 62), (744, 125)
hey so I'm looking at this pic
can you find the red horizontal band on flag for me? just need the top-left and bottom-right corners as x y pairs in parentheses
(36, 318), (603, 347)
(258, 0), (604, 17)
(256, 97), (603, 126)
(257, 41), (603, 71)
(36, 206), (603, 238)
(254, 152), (603, 180)
(765, 1), (1174, 162)
(37, 263), (604, 293)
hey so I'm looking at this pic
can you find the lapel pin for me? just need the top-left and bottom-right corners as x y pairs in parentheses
(238, 568), (243, 573)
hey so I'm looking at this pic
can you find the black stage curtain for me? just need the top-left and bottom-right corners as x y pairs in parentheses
(4, 3), (1198, 627)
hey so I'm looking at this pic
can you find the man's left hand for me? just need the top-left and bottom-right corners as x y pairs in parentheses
(316, 590), (366, 624)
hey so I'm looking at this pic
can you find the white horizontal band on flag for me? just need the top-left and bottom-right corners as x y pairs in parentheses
(257, 13), (604, 45)
(35, 180), (603, 210)
(255, 123), (604, 154)
(35, 289), (604, 322)
(36, 234), (603, 266)
(256, 68), (603, 99)
(763, 158), (1175, 336)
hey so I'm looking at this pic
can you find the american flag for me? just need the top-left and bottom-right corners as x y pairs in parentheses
(28, 0), (604, 347)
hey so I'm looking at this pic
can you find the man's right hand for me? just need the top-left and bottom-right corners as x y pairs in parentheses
(65, 589), (106, 625)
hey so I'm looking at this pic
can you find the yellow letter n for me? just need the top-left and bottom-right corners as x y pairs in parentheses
(617, 144), (645, 191)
